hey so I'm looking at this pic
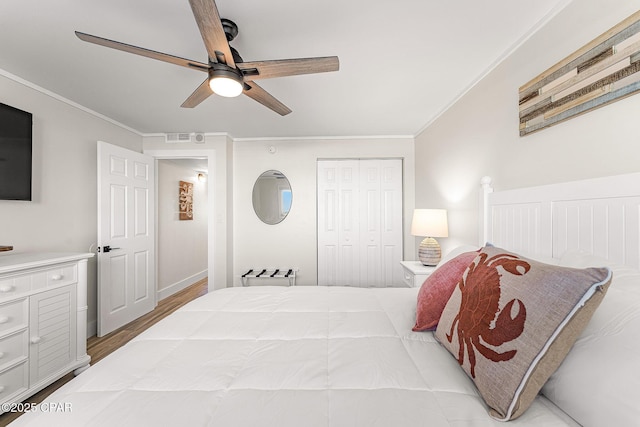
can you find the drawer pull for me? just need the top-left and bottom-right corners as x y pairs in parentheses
(51, 274), (64, 281)
(0, 386), (4, 393)
(0, 316), (9, 324)
(0, 352), (4, 359)
(0, 285), (14, 293)
(30, 337), (42, 344)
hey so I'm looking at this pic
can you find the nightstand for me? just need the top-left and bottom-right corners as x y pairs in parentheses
(400, 261), (437, 287)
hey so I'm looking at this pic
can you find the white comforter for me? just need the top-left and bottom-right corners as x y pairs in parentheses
(11, 286), (578, 426)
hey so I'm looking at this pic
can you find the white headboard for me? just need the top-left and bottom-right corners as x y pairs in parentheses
(480, 172), (640, 269)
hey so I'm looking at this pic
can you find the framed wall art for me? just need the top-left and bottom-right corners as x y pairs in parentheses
(179, 180), (194, 220)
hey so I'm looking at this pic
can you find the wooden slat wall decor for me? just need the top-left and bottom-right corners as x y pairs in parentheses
(519, 10), (640, 136)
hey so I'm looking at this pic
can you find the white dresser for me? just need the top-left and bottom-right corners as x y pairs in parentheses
(0, 252), (93, 411)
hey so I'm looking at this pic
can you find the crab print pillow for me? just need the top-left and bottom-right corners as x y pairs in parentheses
(434, 245), (611, 421)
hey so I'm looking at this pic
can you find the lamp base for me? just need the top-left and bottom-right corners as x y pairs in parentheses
(418, 237), (441, 266)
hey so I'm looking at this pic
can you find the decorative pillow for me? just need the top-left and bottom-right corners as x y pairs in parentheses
(434, 245), (611, 421)
(413, 251), (477, 331)
(539, 252), (640, 427)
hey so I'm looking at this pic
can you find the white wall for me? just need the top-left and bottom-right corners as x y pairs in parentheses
(415, 0), (640, 255)
(233, 137), (415, 286)
(156, 160), (208, 299)
(0, 72), (143, 334)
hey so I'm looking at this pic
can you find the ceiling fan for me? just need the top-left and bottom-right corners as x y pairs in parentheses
(75, 0), (339, 116)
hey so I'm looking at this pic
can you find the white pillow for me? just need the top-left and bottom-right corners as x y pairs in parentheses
(541, 252), (640, 427)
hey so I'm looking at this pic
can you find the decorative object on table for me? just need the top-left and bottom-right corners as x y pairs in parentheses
(411, 208), (449, 266)
(519, 10), (640, 136)
(179, 180), (194, 220)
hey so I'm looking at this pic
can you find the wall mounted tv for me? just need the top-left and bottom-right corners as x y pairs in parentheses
(0, 102), (32, 201)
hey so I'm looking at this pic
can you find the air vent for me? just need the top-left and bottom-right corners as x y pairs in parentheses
(165, 133), (206, 143)
(165, 133), (192, 143)
(193, 133), (205, 143)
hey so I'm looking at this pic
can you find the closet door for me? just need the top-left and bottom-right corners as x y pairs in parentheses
(317, 160), (360, 286)
(317, 159), (403, 287)
(360, 159), (403, 287)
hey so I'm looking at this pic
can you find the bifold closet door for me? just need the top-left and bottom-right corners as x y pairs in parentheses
(317, 160), (360, 286)
(317, 159), (403, 287)
(359, 159), (403, 287)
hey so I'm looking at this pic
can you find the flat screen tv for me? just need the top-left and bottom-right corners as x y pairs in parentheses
(0, 102), (32, 201)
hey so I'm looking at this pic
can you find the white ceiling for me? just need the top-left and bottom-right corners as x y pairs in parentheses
(0, 0), (568, 139)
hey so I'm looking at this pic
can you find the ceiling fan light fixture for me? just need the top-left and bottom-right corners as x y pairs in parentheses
(208, 66), (244, 97)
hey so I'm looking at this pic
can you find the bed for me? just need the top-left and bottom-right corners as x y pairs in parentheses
(10, 172), (640, 426)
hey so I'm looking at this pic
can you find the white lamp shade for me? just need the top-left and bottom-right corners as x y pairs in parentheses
(209, 76), (243, 97)
(411, 209), (448, 238)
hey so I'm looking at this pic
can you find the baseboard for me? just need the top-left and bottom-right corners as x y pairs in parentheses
(87, 319), (97, 339)
(157, 270), (208, 301)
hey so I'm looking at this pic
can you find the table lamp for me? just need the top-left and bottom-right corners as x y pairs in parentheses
(411, 209), (448, 266)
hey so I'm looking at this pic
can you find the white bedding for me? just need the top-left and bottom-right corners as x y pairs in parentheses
(11, 286), (579, 426)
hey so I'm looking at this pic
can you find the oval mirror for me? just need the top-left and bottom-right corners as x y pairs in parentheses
(252, 170), (292, 225)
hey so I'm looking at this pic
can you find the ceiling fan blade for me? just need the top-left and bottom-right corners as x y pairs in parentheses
(187, 0), (235, 67)
(181, 78), (214, 108)
(237, 56), (339, 81)
(75, 31), (210, 72)
(243, 81), (292, 116)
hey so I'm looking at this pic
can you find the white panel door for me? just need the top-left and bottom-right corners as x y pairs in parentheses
(360, 161), (382, 286)
(317, 160), (360, 286)
(97, 141), (155, 336)
(317, 159), (402, 287)
(337, 161), (360, 286)
(378, 159), (403, 286)
(317, 161), (339, 285)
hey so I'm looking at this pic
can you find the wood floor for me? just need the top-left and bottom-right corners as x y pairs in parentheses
(0, 278), (208, 426)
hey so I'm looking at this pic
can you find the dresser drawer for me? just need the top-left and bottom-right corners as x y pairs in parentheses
(0, 361), (28, 405)
(0, 273), (39, 296)
(45, 264), (77, 288)
(0, 330), (28, 371)
(399, 261), (436, 287)
(0, 263), (77, 297)
(401, 268), (415, 287)
(0, 299), (28, 335)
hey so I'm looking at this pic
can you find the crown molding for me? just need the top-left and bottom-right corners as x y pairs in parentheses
(0, 67), (143, 136)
